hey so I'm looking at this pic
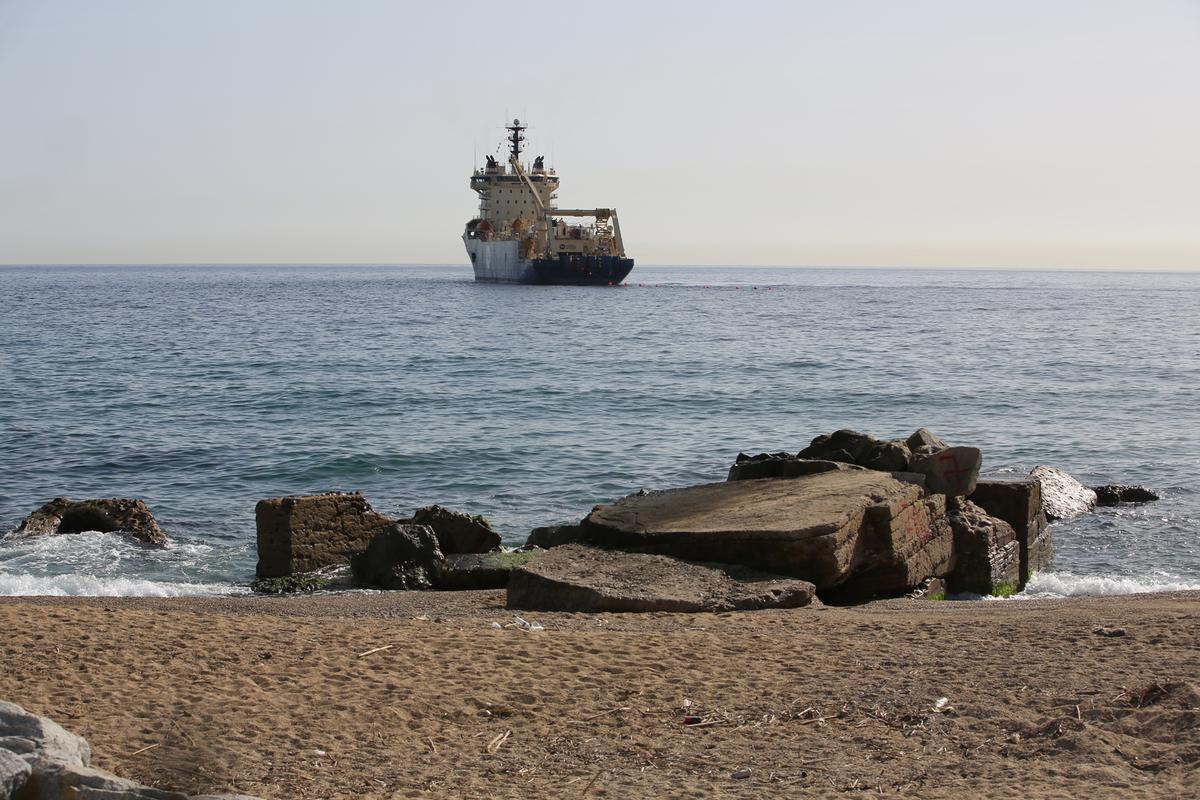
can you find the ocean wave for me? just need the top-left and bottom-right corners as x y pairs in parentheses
(1019, 571), (1200, 598)
(0, 571), (243, 597)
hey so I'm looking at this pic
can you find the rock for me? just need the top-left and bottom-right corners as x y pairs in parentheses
(1093, 626), (1127, 637)
(254, 492), (397, 578)
(0, 749), (30, 800)
(1030, 466), (1097, 521)
(911, 446), (982, 496)
(797, 429), (879, 464)
(1092, 484), (1159, 506)
(25, 761), (189, 799)
(11, 497), (167, 547)
(434, 550), (540, 591)
(507, 545), (818, 613)
(410, 505), (501, 554)
(0, 699), (91, 768)
(525, 523), (589, 549)
(190, 796), (266, 800)
(727, 454), (857, 482)
(860, 440), (912, 472)
(349, 524), (444, 590)
(906, 427), (949, 456)
(580, 470), (953, 596)
(945, 498), (1020, 595)
(969, 479), (1051, 586)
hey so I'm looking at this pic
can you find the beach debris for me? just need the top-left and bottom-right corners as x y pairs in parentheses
(357, 644), (394, 657)
(510, 615), (544, 631)
(1093, 626), (1128, 637)
(125, 743), (160, 757)
(731, 767), (752, 779)
(931, 697), (953, 713)
(681, 715), (703, 725)
(485, 729), (512, 754)
(313, 748), (326, 756)
(488, 621), (503, 629)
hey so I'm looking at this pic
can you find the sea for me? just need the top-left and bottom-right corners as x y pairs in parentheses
(1, 264), (1197, 598)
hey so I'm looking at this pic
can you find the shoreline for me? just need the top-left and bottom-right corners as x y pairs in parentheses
(3, 590), (1198, 798)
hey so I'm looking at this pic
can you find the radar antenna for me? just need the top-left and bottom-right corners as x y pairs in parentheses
(506, 118), (526, 160)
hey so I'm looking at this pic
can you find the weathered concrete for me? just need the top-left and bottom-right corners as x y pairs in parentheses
(411, 505), (501, 554)
(12, 497), (167, 547)
(507, 545), (818, 613)
(1030, 466), (1097, 521)
(581, 470), (953, 594)
(254, 492), (395, 578)
(911, 446), (982, 497)
(969, 479), (1051, 585)
(945, 498), (1020, 595)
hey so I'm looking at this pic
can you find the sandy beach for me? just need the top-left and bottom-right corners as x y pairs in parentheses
(2, 591), (1197, 799)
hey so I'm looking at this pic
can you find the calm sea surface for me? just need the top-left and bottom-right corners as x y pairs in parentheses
(1, 265), (1197, 596)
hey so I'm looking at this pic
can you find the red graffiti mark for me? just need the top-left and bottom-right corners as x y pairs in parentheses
(937, 451), (972, 493)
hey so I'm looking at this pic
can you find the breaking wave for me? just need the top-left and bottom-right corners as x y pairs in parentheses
(1020, 571), (1200, 598)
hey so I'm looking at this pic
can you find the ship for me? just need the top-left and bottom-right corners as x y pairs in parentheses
(463, 119), (634, 285)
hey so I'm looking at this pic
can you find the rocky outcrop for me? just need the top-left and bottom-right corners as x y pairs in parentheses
(12, 497), (167, 547)
(580, 470), (954, 596)
(969, 479), (1051, 584)
(749, 427), (980, 497)
(945, 498), (1020, 595)
(1030, 466), (1097, 521)
(0, 700), (261, 800)
(349, 524), (444, 590)
(1093, 484), (1159, 506)
(435, 550), (540, 591)
(254, 492), (397, 578)
(507, 545), (818, 612)
(411, 505), (501, 554)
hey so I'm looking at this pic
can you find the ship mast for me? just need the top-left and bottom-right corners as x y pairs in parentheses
(507, 118), (526, 160)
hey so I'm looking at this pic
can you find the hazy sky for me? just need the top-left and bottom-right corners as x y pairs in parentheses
(1, 0), (1197, 268)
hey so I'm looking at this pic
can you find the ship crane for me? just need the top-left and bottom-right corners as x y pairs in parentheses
(509, 155), (626, 258)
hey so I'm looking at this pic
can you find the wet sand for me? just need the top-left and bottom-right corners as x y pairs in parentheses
(2, 590), (1198, 799)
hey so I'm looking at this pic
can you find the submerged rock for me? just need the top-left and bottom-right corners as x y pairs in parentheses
(1092, 484), (1159, 506)
(12, 497), (167, 547)
(507, 544), (818, 613)
(1030, 466), (1097, 521)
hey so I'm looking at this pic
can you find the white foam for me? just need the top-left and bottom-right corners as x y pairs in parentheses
(0, 571), (243, 597)
(1020, 571), (1200, 599)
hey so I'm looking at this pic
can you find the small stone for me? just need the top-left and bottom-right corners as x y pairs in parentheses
(731, 767), (752, 779)
(1093, 626), (1127, 637)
